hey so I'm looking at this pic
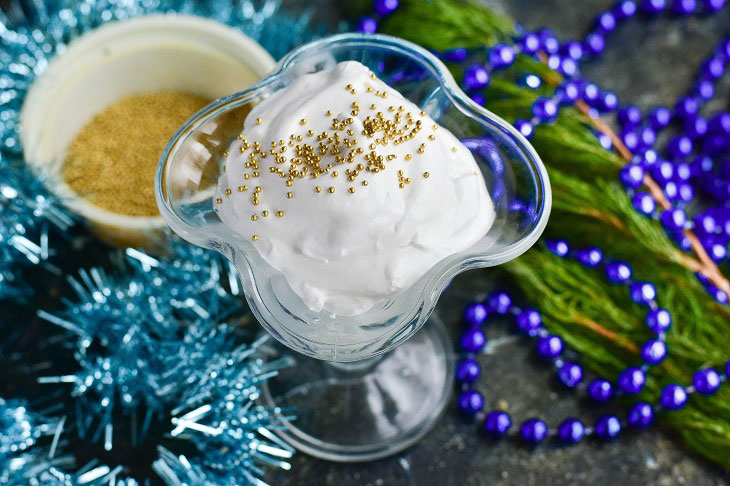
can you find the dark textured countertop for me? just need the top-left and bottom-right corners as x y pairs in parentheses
(272, 1), (730, 485)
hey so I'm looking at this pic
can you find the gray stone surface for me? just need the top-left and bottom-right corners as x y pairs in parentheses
(272, 1), (730, 485)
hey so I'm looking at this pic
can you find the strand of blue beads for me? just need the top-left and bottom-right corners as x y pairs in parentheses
(456, 240), (728, 444)
(358, 0), (730, 304)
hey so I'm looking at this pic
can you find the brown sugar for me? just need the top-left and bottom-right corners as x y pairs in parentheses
(63, 91), (211, 217)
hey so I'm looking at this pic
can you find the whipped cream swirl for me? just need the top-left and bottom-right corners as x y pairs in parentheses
(215, 61), (495, 316)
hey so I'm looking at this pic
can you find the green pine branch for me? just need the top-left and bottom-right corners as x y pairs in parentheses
(381, 0), (730, 467)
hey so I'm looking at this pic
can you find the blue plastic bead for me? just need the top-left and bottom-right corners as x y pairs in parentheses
(605, 261), (632, 283)
(539, 30), (560, 54)
(652, 160), (674, 183)
(695, 79), (715, 100)
(547, 239), (570, 257)
(457, 389), (484, 415)
(356, 16), (377, 34)
(641, 0), (667, 12)
(470, 92), (485, 106)
(484, 410), (512, 437)
(520, 418), (548, 444)
(557, 418), (585, 444)
(709, 112), (730, 134)
(703, 57), (725, 80)
(639, 126), (656, 147)
(614, 0), (639, 18)
(521, 33), (541, 55)
(582, 83), (601, 105)
(702, 0), (725, 11)
(641, 339), (667, 364)
(560, 41), (584, 60)
(708, 285), (729, 304)
(460, 328), (487, 353)
(685, 116), (709, 139)
(675, 96), (699, 119)
(514, 119), (534, 138)
(516, 308), (542, 333)
(595, 11), (617, 32)
(618, 367), (646, 393)
(642, 148), (660, 166)
(442, 48), (468, 62)
(374, 0), (399, 15)
(693, 368), (721, 395)
(676, 182), (693, 203)
(456, 358), (481, 384)
(646, 308), (672, 333)
(630, 282), (657, 303)
(647, 106), (672, 129)
(672, 0), (697, 14)
(660, 384), (688, 410)
(518, 74), (542, 89)
(464, 302), (488, 326)
(664, 181), (679, 202)
(675, 162), (692, 181)
(667, 135), (693, 158)
(487, 291), (512, 314)
(694, 212), (717, 236)
(621, 129), (640, 151)
(618, 105), (642, 127)
(600, 91), (619, 112)
(463, 65), (490, 90)
(583, 32), (606, 56)
(537, 335), (563, 358)
(632, 192), (656, 215)
(577, 247), (603, 267)
(627, 402), (654, 428)
(596, 132), (612, 150)
(532, 97), (559, 121)
(727, 359), (730, 378)
(558, 362), (583, 388)
(595, 415), (621, 440)
(660, 208), (687, 231)
(489, 43), (516, 68)
(588, 379), (613, 402)
(559, 58), (578, 77)
(557, 81), (581, 104)
(620, 164), (645, 188)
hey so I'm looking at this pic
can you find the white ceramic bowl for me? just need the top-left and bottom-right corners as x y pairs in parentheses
(20, 14), (276, 248)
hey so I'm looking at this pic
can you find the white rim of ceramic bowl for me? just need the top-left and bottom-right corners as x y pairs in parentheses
(20, 14), (276, 232)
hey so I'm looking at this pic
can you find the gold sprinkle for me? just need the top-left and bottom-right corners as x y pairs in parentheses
(417, 147), (425, 154)
(361, 180), (368, 186)
(215, 198), (222, 204)
(428, 135), (436, 141)
(388, 106), (395, 112)
(370, 73), (376, 80)
(451, 147), (457, 152)
(370, 103), (377, 109)
(251, 214), (258, 221)
(420, 111), (426, 116)
(287, 192), (294, 199)
(256, 118), (262, 125)
(223, 151), (228, 157)
(346, 84), (353, 90)
(332, 171), (338, 177)
(308, 129), (315, 136)
(252, 235), (259, 241)
(348, 187), (355, 194)
(432, 124), (438, 130)
(238, 186), (247, 192)
(423, 172), (430, 178)
(326, 110), (333, 116)
(405, 154), (412, 160)
(255, 186), (262, 193)
(225, 189), (232, 195)
(350, 89), (357, 94)
(262, 210), (269, 217)
(285, 180), (293, 187)
(315, 186), (322, 193)
(244, 174), (250, 180)
(276, 210), (284, 217)
(328, 187), (335, 193)
(300, 118), (307, 125)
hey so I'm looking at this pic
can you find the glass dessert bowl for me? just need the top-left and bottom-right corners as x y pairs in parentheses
(156, 33), (551, 462)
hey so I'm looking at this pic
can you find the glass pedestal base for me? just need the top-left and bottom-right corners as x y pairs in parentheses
(261, 314), (454, 462)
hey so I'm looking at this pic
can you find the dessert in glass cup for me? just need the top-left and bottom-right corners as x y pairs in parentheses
(156, 33), (551, 462)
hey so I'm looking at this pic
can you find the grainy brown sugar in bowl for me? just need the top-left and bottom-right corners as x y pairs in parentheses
(62, 91), (211, 217)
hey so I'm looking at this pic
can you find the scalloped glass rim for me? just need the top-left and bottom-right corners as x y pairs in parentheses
(156, 33), (552, 361)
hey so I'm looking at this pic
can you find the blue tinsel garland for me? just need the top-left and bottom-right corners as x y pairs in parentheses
(0, 0), (320, 483)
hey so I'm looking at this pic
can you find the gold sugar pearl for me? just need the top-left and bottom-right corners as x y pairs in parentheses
(405, 154), (412, 161)
(308, 129), (315, 136)
(262, 210), (269, 217)
(315, 186), (322, 193)
(255, 186), (262, 193)
(423, 172), (430, 178)
(348, 187), (355, 194)
(388, 106), (395, 112)
(370, 73), (376, 80)
(432, 124), (438, 130)
(256, 118), (262, 125)
(326, 110), (333, 116)
(370, 103), (377, 109)
(252, 235), (259, 241)
(332, 171), (338, 177)
(420, 111), (426, 116)
(300, 118), (307, 125)
(215, 198), (222, 204)
(350, 89), (357, 94)
(277, 210), (285, 217)
(361, 180), (369, 186)
(286, 180), (293, 187)
(251, 214), (258, 221)
(225, 189), (232, 195)
(287, 192), (294, 199)
(346, 84), (353, 90)
(428, 135), (436, 141)
(223, 151), (228, 157)
(451, 147), (457, 152)
(238, 186), (248, 192)
(244, 174), (250, 180)
(328, 187), (335, 193)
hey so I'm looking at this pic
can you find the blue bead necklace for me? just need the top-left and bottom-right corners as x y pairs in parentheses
(359, 0), (730, 304)
(456, 240), (729, 445)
